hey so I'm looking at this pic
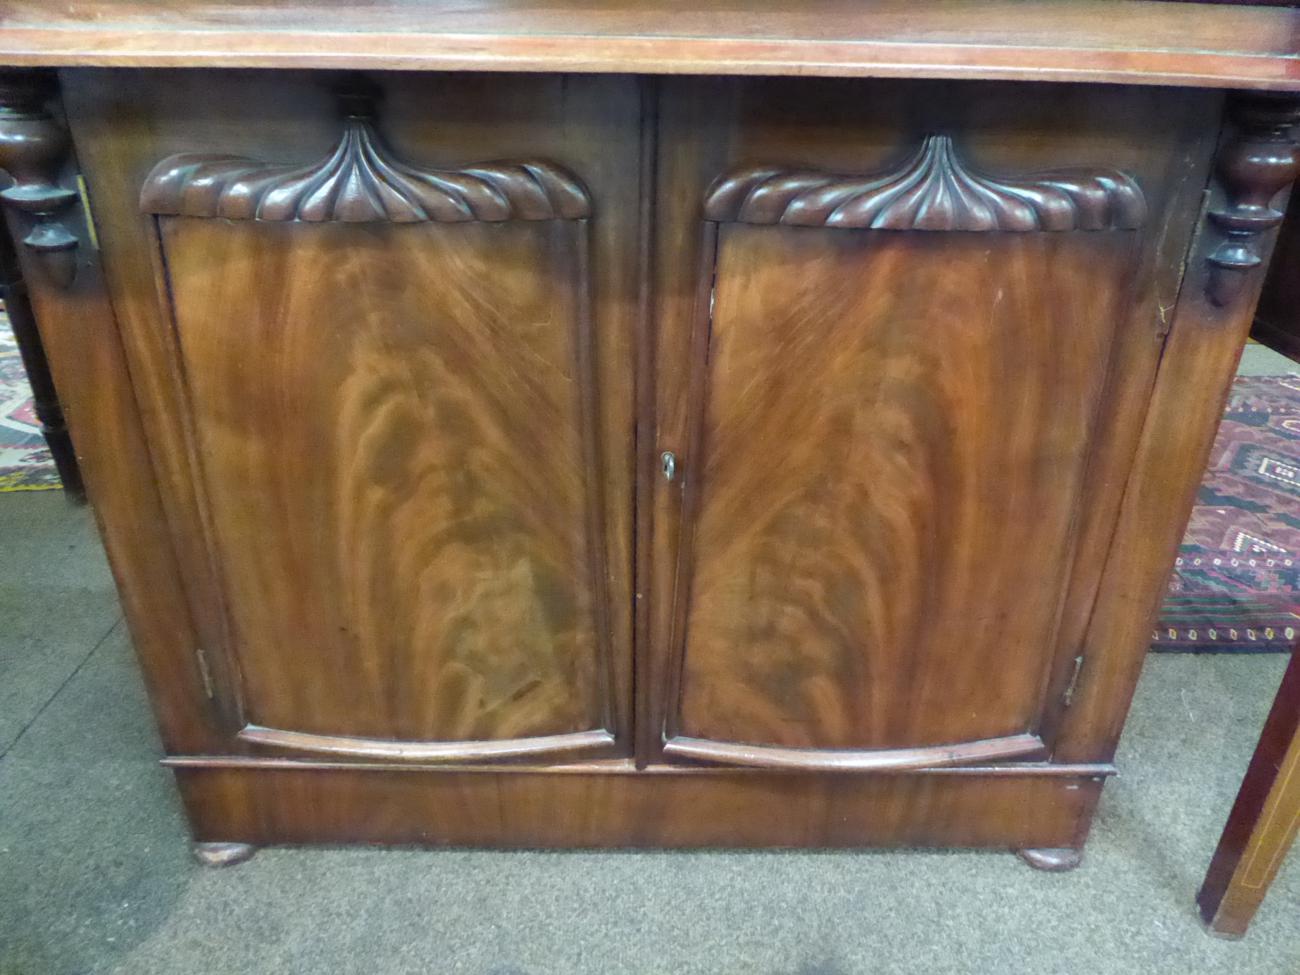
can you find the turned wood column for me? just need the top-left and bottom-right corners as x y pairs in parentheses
(0, 72), (82, 290)
(1205, 95), (1300, 309)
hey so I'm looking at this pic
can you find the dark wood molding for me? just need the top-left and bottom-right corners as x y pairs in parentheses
(1206, 94), (1300, 308)
(572, 224), (620, 744)
(632, 77), (661, 768)
(1017, 847), (1083, 871)
(662, 733), (1047, 772)
(703, 135), (1146, 231)
(3, 2), (1300, 91)
(140, 90), (590, 224)
(239, 725), (616, 763)
(162, 754), (1118, 777)
(0, 71), (81, 288)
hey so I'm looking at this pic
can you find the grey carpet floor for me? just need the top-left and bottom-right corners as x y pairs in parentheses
(1238, 343), (1298, 377)
(1, 491), (1297, 974)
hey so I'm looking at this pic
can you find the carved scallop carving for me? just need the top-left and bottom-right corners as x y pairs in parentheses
(703, 134), (1146, 231)
(140, 102), (590, 223)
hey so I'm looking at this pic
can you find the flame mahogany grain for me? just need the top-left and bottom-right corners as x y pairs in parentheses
(138, 88), (621, 760)
(4, 65), (1294, 853)
(659, 128), (1151, 768)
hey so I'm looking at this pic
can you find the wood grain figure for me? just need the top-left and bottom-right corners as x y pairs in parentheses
(669, 224), (1139, 759)
(143, 89), (618, 759)
(0, 36), (1291, 854)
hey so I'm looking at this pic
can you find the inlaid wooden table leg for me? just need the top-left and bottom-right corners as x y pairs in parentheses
(1197, 644), (1300, 937)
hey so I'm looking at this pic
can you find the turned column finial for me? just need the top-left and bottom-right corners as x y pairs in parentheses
(0, 70), (80, 289)
(1205, 93), (1300, 308)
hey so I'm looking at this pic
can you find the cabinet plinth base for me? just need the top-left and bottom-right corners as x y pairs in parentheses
(1017, 847), (1083, 871)
(172, 762), (1108, 851)
(192, 841), (257, 867)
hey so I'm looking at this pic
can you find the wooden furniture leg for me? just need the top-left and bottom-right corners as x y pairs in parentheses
(0, 216), (84, 500)
(1197, 643), (1300, 937)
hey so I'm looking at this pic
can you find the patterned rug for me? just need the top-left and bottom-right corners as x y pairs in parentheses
(0, 309), (61, 491)
(1152, 374), (1300, 652)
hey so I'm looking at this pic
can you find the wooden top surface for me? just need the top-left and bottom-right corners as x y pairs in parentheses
(1, 0), (1299, 89)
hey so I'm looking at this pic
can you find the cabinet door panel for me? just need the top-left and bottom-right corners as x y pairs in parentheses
(66, 72), (641, 762)
(160, 218), (609, 748)
(140, 90), (621, 761)
(673, 226), (1134, 758)
(657, 118), (1161, 770)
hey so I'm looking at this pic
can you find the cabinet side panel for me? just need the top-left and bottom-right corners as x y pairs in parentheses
(1038, 94), (1222, 749)
(0, 73), (220, 753)
(1059, 95), (1300, 763)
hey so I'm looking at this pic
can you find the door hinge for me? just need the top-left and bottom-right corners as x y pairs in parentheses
(1062, 655), (1085, 708)
(194, 647), (215, 699)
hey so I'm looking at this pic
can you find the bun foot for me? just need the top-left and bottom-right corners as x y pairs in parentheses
(192, 841), (257, 867)
(1017, 847), (1083, 872)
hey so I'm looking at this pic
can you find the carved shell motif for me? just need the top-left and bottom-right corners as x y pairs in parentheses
(140, 117), (590, 223)
(704, 135), (1146, 231)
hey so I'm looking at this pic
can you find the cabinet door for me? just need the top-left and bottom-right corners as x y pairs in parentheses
(79, 73), (640, 763)
(649, 80), (1217, 769)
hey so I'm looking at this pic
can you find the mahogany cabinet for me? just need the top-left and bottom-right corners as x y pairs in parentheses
(2, 4), (1299, 865)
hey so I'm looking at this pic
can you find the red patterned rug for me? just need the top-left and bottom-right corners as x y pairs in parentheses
(1153, 374), (1300, 652)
